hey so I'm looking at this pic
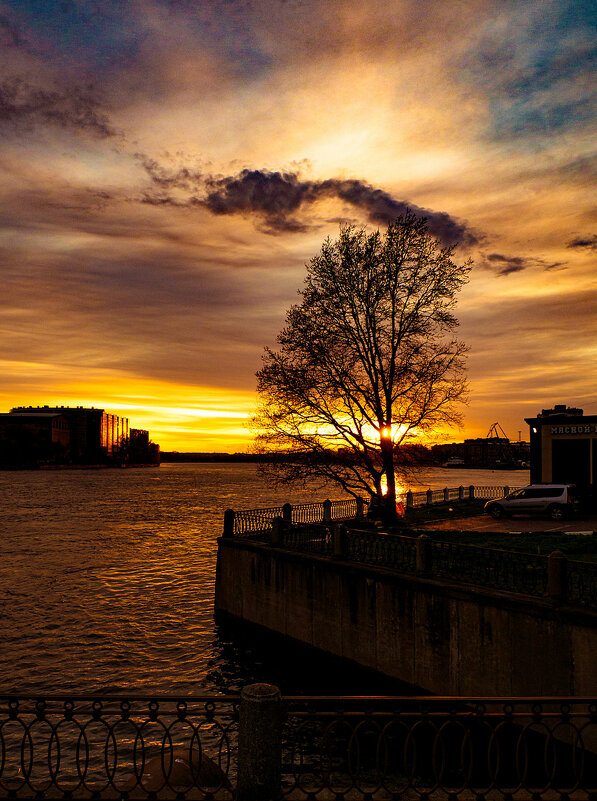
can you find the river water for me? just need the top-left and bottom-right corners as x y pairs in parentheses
(0, 463), (528, 696)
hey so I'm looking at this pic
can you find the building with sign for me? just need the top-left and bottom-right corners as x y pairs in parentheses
(525, 405), (597, 488)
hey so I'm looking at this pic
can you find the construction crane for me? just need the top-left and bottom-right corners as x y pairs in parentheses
(486, 422), (509, 440)
(486, 422), (513, 466)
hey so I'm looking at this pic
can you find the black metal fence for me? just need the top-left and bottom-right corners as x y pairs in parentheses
(281, 696), (597, 799)
(230, 519), (597, 610)
(229, 498), (363, 538)
(342, 528), (418, 572)
(4, 691), (597, 800)
(0, 696), (237, 799)
(226, 486), (516, 538)
(430, 538), (549, 596)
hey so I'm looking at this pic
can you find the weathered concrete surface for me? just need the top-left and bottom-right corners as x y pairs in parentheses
(215, 538), (597, 696)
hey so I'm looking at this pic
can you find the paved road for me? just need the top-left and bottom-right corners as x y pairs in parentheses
(420, 513), (597, 534)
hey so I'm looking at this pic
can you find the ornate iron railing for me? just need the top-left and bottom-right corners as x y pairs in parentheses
(281, 696), (597, 799)
(233, 507), (282, 537)
(232, 499), (361, 537)
(343, 529), (417, 572)
(250, 525), (597, 608)
(0, 696), (237, 800)
(283, 524), (334, 556)
(291, 502), (326, 524)
(329, 498), (358, 519)
(230, 486), (517, 538)
(430, 539), (549, 596)
(568, 559), (597, 608)
(474, 485), (511, 499)
(4, 693), (597, 800)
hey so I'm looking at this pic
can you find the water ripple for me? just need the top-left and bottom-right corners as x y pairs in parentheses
(0, 462), (527, 695)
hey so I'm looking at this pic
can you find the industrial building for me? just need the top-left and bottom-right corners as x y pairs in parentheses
(525, 404), (597, 488)
(0, 411), (71, 466)
(431, 422), (530, 468)
(10, 406), (129, 463)
(0, 405), (160, 467)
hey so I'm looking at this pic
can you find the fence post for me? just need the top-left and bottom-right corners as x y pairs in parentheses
(237, 683), (282, 801)
(333, 524), (346, 558)
(416, 534), (432, 575)
(443, 487), (449, 503)
(426, 489), (433, 505)
(469, 485), (475, 500)
(356, 497), (365, 519)
(458, 486), (465, 501)
(323, 498), (332, 522)
(503, 486), (510, 498)
(271, 516), (284, 547)
(282, 503), (292, 523)
(223, 509), (235, 538)
(406, 491), (414, 508)
(548, 551), (568, 602)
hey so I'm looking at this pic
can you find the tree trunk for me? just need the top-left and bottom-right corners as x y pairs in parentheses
(380, 432), (397, 524)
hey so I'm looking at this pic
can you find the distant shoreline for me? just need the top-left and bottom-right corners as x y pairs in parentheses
(161, 452), (278, 463)
(160, 453), (529, 468)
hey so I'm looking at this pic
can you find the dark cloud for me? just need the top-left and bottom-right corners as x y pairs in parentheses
(203, 170), (314, 234)
(141, 165), (476, 245)
(484, 253), (527, 276)
(319, 178), (477, 245)
(567, 234), (597, 252)
(0, 77), (116, 138)
(480, 252), (566, 276)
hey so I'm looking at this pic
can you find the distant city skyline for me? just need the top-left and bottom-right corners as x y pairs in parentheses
(1, 0), (595, 451)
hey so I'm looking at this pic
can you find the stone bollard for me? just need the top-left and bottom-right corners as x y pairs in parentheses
(458, 485), (465, 501)
(469, 485), (475, 500)
(323, 498), (332, 522)
(548, 550), (568, 602)
(356, 497), (365, 519)
(406, 491), (414, 508)
(282, 503), (292, 523)
(416, 534), (432, 575)
(271, 516), (284, 547)
(426, 489), (433, 506)
(237, 683), (282, 801)
(443, 487), (449, 503)
(223, 509), (235, 538)
(333, 524), (345, 558)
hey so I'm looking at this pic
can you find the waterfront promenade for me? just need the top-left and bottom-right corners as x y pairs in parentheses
(3, 479), (597, 799)
(215, 488), (597, 697)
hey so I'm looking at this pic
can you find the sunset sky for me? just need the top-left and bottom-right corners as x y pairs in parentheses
(1, 0), (595, 451)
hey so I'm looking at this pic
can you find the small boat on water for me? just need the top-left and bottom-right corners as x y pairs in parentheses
(444, 457), (466, 468)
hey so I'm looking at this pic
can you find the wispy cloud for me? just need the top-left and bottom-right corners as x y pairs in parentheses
(567, 234), (597, 251)
(479, 252), (567, 276)
(0, 77), (117, 138)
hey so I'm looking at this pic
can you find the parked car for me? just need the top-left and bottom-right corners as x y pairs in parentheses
(484, 484), (579, 521)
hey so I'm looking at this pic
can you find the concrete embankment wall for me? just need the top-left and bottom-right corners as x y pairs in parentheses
(215, 537), (597, 696)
